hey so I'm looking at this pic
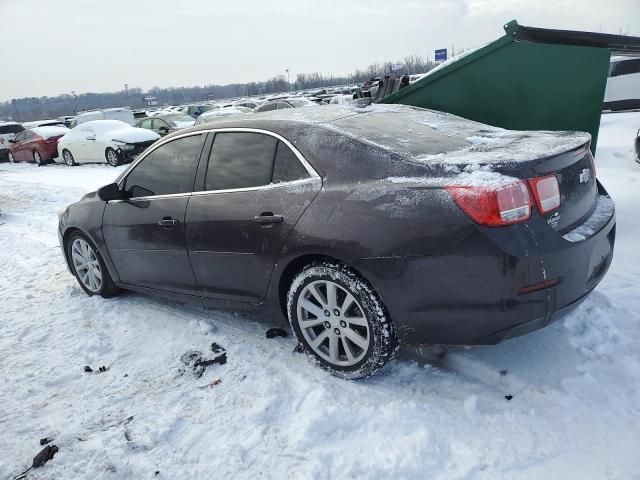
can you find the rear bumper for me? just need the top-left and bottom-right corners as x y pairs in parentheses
(354, 185), (615, 345)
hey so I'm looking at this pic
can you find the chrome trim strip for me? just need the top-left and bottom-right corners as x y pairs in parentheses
(190, 177), (320, 197)
(112, 127), (322, 202)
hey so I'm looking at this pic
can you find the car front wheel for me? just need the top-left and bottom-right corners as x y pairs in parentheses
(8, 152), (15, 164)
(287, 260), (398, 379)
(62, 149), (76, 166)
(67, 232), (119, 298)
(105, 147), (121, 167)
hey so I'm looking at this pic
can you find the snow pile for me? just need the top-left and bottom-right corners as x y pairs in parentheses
(30, 126), (69, 139)
(0, 113), (639, 479)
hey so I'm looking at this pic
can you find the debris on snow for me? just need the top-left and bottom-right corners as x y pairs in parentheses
(266, 327), (288, 339)
(180, 348), (227, 378)
(505, 395), (514, 401)
(39, 437), (52, 446)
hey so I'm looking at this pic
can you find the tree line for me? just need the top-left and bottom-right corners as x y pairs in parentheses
(1, 54), (437, 122)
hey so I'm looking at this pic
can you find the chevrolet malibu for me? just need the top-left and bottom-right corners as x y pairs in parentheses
(58, 105), (615, 379)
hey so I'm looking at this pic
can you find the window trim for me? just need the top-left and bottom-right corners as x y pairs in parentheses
(112, 127), (320, 203)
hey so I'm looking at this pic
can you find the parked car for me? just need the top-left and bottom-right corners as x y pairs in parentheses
(177, 104), (214, 118)
(58, 104), (615, 379)
(194, 107), (251, 125)
(8, 126), (69, 165)
(69, 108), (135, 129)
(135, 114), (195, 136)
(57, 120), (160, 166)
(0, 121), (25, 161)
(604, 56), (640, 111)
(253, 98), (318, 112)
(233, 100), (260, 109)
(22, 119), (67, 129)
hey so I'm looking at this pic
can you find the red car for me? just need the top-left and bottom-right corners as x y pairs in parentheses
(8, 126), (69, 166)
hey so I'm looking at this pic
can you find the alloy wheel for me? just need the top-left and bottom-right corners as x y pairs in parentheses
(296, 280), (370, 366)
(71, 238), (102, 293)
(63, 150), (74, 166)
(33, 150), (42, 165)
(106, 149), (119, 167)
(8, 152), (15, 164)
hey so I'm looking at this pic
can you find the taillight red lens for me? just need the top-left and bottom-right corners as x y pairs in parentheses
(446, 181), (532, 226)
(528, 175), (560, 214)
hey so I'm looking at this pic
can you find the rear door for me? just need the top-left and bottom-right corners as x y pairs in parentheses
(103, 133), (206, 295)
(185, 130), (321, 303)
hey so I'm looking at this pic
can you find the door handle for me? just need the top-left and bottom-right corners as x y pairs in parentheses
(158, 217), (179, 228)
(253, 212), (283, 224)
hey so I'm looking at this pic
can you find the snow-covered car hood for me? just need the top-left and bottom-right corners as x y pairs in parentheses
(102, 127), (160, 143)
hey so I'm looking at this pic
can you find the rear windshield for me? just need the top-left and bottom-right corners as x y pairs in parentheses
(328, 110), (469, 157)
(0, 124), (25, 134)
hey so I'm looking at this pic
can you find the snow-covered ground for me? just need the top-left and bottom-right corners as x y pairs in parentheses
(1, 113), (639, 479)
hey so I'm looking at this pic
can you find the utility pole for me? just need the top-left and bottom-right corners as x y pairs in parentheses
(285, 68), (290, 92)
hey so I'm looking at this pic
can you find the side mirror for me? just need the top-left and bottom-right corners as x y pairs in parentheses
(97, 183), (129, 202)
(8, 139), (15, 143)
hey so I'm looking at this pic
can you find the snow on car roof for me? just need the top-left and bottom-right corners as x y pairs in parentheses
(76, 119), (131, 132)
(30, 126), (69, 139)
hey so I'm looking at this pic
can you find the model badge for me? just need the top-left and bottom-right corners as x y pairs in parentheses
(579, 168), (591, 184)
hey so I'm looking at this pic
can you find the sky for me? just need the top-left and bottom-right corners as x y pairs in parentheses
(0, 0), (639, 101)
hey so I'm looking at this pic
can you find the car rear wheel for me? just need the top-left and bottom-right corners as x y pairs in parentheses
(287, 260), (398, 379)
(33, 150), (43, 166)
(62, 149), (76, 166)
(8, 152), (15, 164)
(105, 148), (121, 167)
(67, 232), (119, 298)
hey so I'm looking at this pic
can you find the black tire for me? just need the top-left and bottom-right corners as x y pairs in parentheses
(287, 260), (398, 379)
(66, 231), (120, 298)
(8, 152), (16, 164)
(105, 147), (122, 167)
(33, 150), (44, 166)
(62, 149), (76, 166)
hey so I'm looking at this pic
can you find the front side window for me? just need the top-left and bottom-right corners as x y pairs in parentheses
(205, 132), (277, 191)
(258, 103), (277, 112)
(276, 102), (292, 110)
(139, 119), (153, 129)
(13, 132), (26, 143)
(124, 134), (204, 197)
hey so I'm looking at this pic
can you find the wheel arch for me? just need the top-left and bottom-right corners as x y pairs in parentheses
(276, 253), (374, 318)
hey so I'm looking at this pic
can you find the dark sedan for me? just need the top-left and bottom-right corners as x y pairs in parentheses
(135, 114), (195, 136)
(58, 105), (615, 379)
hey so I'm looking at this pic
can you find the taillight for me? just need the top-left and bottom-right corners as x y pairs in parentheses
(446, 181), (532, 226)
(528, 175), (560, 214)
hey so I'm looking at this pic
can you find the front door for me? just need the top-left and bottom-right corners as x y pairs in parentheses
(103, 133), (206, 294)
(185, 131), (321, 302)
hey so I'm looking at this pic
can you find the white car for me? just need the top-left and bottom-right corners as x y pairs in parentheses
(604, 56), (640, 111)
(0, 122), (25, 161)
(56, 120), (160, 167)
(69, 107), (135, 129)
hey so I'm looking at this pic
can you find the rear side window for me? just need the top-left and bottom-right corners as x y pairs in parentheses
(0, 124), (25, 134)
(205, 133), (277, 190)
(124, 134), (204, 197)
(272, 141), (310, 183)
